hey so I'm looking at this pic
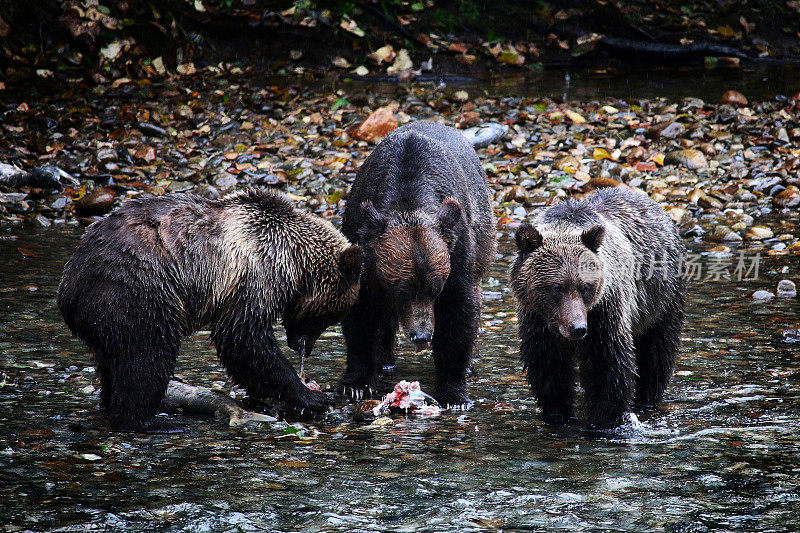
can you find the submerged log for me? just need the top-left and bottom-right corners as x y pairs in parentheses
(164, 380), (277, 427)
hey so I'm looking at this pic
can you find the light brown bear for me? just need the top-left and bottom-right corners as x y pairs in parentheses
(510, 187), (686, 429)
(58, 189), (362, 431)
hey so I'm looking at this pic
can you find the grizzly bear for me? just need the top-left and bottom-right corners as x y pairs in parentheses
(510, 187), (686, 429)
(338, 121), (496, 407)
(57, 189), (362, 431)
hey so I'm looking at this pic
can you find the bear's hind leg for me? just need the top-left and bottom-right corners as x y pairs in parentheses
(96, 337), (180, 432)
(431, 282), (479, 408)
(519, 310), (575, 425)
(634, 309), (684, 408)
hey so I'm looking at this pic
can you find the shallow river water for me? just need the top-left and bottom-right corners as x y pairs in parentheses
(1, 213), (799, 531)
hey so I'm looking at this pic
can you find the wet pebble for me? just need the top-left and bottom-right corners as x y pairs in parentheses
(746, 226), (773, 240)
(776, 280), (796, 298)
(663, 149), (708, 170)
(648, 121), (685, 139)
(752, 290), (774, 300)
(773, 185), (800, 208)
(720, 90), (748, 106)
(175, 105), (194, 120)
(74, 189), (116, 216)
(33, 214), (51, 227)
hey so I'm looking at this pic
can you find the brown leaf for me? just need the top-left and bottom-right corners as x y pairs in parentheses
(17, 247), (38, 258)
(350, 105), (398, 142)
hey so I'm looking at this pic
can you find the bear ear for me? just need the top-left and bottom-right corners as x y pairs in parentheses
(358, 201), (388, 244)
(338, 245), (363, 285)
(516, 223), (542, 254)
(435, 197), (462, 246)
(581, 225), (605, 253)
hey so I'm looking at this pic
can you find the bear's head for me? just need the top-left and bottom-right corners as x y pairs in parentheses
(283, 243), (363, 359)
(358, 198), (462, 351)
(511, 222), (606, 341)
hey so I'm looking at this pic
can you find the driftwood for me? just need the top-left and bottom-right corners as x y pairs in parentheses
(597, 36), (754, 60)
(164, 380), (277, 427)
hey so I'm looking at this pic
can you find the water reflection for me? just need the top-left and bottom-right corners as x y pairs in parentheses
(1, 222), (798, 531)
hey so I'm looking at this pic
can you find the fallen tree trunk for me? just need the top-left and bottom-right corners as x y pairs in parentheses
(597, 35), (753, 60)
(164, 380), (277, 427)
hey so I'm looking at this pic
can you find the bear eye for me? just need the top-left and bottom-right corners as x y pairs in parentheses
(580, 283), (593, 295)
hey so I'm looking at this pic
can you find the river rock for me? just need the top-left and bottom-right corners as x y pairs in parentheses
(503, 185), (531, 205)
(720, 90), (748, 106)
(74, 189), (116, 216)
(667, 206), (689, 224)
(554, 155), (580, 172)
(773, 185), (800, 208)
(33, 214), (51, 227)
(689, 188), (722, 209)
(461, 122), (508, 148)
(96, 148), (117, 163)
(350, 105), (398, 142)
(214, 172), (238, 190)
(752, 290), (774, 300)
(175, 105), (194, 120)
(777, 280), (796, 298)
(648, 121), (685, 139)
(664, 149), (708, 170)
(746, 226), (773, 240)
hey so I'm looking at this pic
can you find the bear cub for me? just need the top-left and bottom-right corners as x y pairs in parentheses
(510, 187), (686, 429)
(58, 189), (362, 431)
(339, 121), (496, 407)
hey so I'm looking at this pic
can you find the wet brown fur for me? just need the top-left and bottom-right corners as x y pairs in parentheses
(511, 187), (686, 429)
(58, 189), (362, 431)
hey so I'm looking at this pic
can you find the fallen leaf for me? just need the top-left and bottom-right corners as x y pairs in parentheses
(340, 16), (365, 37)
(368, 44), (396, 65)
(386, 49), (412, 74)
(152, 56), (166, 76)
(351, 104), (399, 142)
(111, 77), (132, 88)
(565, 110), (586, 123)
(176, 62), (196, 76)
(100, 41), (123, 61)
(17, 247), (38, 257)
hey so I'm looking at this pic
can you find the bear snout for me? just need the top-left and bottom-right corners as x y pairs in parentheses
(401, 300), (435, 351)
(557, 296), (588, 340)
(567, 322), (587, 340)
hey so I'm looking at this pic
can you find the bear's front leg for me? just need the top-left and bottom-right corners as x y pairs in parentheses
(213, 319), (330, 420)
(580, 304), (636, 429)
(431, 282), (479, 408)
(339, 284), (393, 399)
(518, 310), (576, 425)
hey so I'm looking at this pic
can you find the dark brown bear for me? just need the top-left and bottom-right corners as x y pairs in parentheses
(510, 187), (686, 429)
(57, 189), (362, 431)
(339, 121), (496, 407)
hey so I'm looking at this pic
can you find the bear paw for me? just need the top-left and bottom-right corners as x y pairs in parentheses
(337, 383), (375, 401)
(541, 411), (576, 426)
(433, 388), (471, 410)
(278, 388), (332, 421)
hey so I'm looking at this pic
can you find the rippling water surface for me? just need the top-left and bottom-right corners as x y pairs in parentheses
(1, 218), (799, 531)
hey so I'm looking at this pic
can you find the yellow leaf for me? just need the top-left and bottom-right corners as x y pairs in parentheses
(652, 153), (665, 165)
(593, 147), (610, 160)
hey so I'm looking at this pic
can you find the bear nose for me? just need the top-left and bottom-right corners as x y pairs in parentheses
(568, 323), (587, 339)
(411, 331), (432, 344)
